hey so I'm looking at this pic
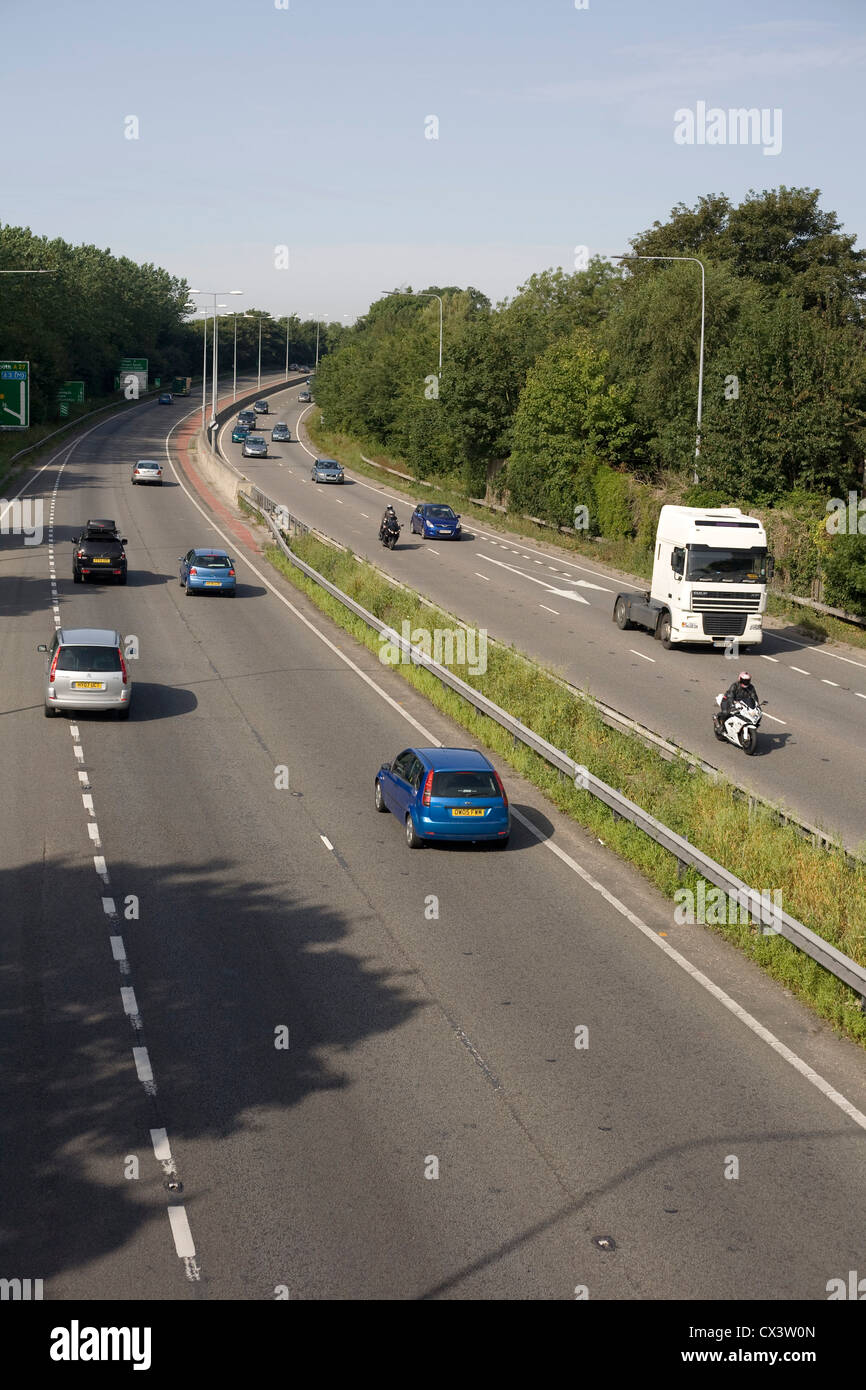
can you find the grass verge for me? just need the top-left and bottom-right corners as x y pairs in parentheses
(251, 517), (866, 1046)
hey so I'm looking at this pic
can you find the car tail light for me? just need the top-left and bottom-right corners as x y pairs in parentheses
(49, 650), (60, 683)
(77, 549), (85, 558)
(118, 648), (128, 685)
(228, 568), (235, 576)
(421, 770), (434, 807)
(190, 567), (198, 576)
(494, 771), (508, 807)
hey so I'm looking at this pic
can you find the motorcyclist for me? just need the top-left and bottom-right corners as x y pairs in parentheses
(379, 505), (399, 540)
(715, 671), (759, 728)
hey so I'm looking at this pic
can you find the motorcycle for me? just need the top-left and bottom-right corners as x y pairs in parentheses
(713, 694), (765, 755)
(379, 519), (401, 550)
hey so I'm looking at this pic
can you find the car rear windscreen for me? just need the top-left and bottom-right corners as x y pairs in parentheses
(431, 770), (499, 798)
(196, 555), (230, 567)
(85, 540), (124, 553)
(56, 646), (121, 672)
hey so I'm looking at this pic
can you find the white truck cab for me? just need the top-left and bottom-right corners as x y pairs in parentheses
(613, 506), (773, 650)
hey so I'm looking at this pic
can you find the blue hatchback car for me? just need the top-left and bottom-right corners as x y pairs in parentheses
(178, 548), (237, 596)
(410, 503), (462, 539)
(375, 747), (509, 849)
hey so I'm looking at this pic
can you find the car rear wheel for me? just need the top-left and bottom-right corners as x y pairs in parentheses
(116, 706), (131, 721)
(43, 703), (56, 718)
(374, 779), (387, 812)
(493, 836), (510, 849)
(405, 814), (423, 849)
(185, 582), (195, 595)
(119, 574), (127, 585)
(73, 571), (82, 584)
(226, 589), (236, 597)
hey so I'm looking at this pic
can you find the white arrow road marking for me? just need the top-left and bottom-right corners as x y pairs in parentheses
(477, 553), (590, 603)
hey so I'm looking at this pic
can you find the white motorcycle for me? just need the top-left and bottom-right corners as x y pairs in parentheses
(713, 694), (765, 755)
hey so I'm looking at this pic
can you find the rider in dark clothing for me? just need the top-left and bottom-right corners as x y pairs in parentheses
(379, 505), (398, 539)
(716, 671), (759, 727)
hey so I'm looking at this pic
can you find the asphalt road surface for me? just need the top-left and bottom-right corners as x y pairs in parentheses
(223, 386), (866, 852)
(2, 393), (866, 1300)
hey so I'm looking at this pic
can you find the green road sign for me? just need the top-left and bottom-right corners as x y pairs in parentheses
(0, 360), (30, 429)
(120, 357), (148, 373)
(58, 380), (85, 405)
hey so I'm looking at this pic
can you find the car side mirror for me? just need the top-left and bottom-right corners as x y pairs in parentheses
(121, 538), (128, 544)
(37, 644), (48, 652)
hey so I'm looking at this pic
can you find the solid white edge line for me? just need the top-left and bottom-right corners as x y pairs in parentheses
(509, 808), (866, 1134)
(166, 410), (866, 1140)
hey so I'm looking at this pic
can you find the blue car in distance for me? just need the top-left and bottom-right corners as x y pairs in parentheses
(158, 393), (173, 405)
(178, 548), (237, 596)
(231, 424), (250, 443)
(375, 747), (510, 849)
(410, 502), (462, 539)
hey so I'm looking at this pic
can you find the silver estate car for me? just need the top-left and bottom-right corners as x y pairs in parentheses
(39, 627), (132, 719)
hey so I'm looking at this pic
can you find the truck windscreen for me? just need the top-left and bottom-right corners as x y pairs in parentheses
(686, 546), (768, 583)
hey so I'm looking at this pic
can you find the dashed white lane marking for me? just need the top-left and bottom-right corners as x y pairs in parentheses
(133, 1047), (156, 1093)
(102, 897), (117, 917)
(87, 823), (101, 845)
(78, 771), (90, 788)
(334, 497), (343, 503)
(534, 560), (543, 565)
(547, 566), (558, 571)
(320, 834), (334, 851)
(73, 745), (84, 762)
(760, 654), (779, 662)
(474, 572), (490, 581)
(360, 512), (370, 518)
(630, 649), (655, 662)
(167, 1206), (196, 1259)
(770, 630), (866, 670)
(82, 794), (95, 815)
(856, 692), (866, 700)
(94, 856), (109, 881)
(790, 667), (811, 675)
(763, 712), (787, 724)
(110, 937), (130, 974)
(539, 604), (559, 615)
(151, 1128), (174, 1168)
(120, 987), (141, 1024)
(69, 725), (79, 738)
(822, 679), (839, 687)
(427, 547), (440, 555)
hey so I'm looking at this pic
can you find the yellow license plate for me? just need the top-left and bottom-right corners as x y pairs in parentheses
(205, 580), (221, 586)
(93, 558), (110, 563)
(451, 808), (484, 817)
(72, 681), (104, 689)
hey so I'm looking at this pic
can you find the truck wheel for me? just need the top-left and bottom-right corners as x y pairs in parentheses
(614, 597), (632, 630)
(658, 613), (673, 649)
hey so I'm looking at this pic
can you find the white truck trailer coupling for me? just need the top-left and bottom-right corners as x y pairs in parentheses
(612, 506), (774, 650)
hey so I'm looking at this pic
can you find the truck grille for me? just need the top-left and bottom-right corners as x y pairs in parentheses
(691, 590), (761, 612)
(702, 612), (747, 637)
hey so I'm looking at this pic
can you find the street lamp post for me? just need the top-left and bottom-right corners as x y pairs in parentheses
(381, 289), (443, 381)
(613, 253), (705, 483)
(190, 289), (243, 432)
(315, 320), (320, 369)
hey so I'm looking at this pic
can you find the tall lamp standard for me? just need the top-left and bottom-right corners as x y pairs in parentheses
(612, 253), (705, 483)
(189, 289), (243, 431)
(380, 289), (443, 381)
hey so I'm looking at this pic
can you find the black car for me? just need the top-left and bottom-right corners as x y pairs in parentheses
(237, 410), (257, 430)
(72, 520), (128, 584)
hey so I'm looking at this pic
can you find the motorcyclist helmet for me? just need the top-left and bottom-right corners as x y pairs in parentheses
(737, 671), (751, 684)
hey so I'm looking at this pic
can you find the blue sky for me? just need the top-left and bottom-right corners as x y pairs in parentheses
(2, 0), (864, 320)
